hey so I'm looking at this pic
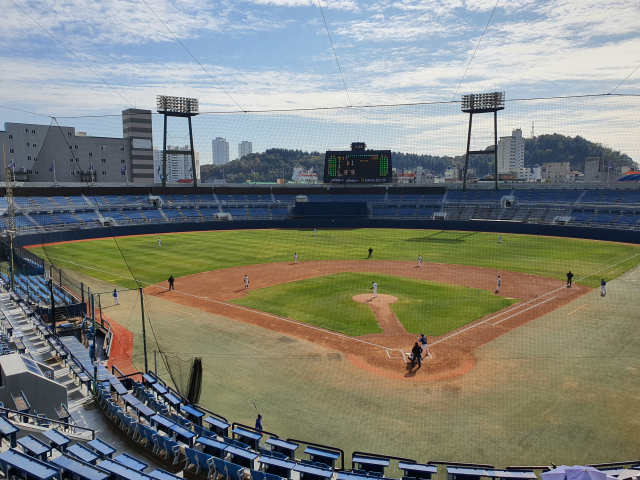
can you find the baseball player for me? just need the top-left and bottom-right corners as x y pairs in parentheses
(168, 275), (175, 290)
(566, 271), (574, 287)
(495, 275), (501, 294)
(294, 253), (298, 264)
(418, 255), (422, 267)
(314, 229), (317, 236)
(601, 278), (606, 296)
(367, 247), (373, 259)
(371, 281), (378, 298)
(112, 289), (119, 306)
(158, 237), (162, 247)
(498, 234), (502, 244)
(418, 333), (428, 357)
(244, 275), (249, 291)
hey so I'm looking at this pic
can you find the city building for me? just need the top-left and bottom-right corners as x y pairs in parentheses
(445, 166), (462, 183)
(518, 165), (542, 182)
(0, 108), (152, 183)
(497, 128), (525, 178)
(153, 145), (200, 183)
(238, 141), (252, 159)
(584, 157), (615, 183)
(212, 137), (230, 165)
(541, 162), (572, 183)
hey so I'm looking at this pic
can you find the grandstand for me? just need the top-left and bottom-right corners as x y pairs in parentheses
(2, 185), (640, 236)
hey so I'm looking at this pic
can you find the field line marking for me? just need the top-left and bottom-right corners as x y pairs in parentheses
(44, 255), (138, 282)
(487, 297), (556, 325)
(568, 304), (588, 316)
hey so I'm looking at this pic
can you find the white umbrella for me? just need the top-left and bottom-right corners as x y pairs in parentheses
(565, 467), (618, 480)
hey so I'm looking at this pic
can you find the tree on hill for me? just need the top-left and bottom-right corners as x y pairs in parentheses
(200, 149), (324, 183)
(523, 134), (634, 172)
(200, 135), (634, 182)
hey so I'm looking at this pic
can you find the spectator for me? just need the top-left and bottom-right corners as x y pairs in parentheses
(255, 414), (263, 432)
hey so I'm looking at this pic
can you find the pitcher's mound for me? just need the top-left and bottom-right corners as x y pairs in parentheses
(352, 294), (399, 304)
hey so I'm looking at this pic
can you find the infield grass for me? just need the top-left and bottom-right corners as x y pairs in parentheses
(28, 229), (640, 289)
(231, 272), (519, 336)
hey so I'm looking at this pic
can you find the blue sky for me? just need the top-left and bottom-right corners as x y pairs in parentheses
(2, 0), (640, 161)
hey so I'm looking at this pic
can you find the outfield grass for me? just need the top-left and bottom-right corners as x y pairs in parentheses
(29, 229), (640, 289)
(231, 272), (518, 336)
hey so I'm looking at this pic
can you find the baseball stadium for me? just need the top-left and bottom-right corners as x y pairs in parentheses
(1, 94), (640, 480)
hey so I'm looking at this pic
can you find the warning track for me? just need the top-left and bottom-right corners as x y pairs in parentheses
(145, 260), (591, 381)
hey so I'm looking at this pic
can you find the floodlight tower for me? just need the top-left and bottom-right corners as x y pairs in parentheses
(157, 96), (199, 187)
(461, 92), (505, 191)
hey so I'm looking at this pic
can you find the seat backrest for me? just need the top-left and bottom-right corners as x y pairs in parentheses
(226, 462), (245, 480)
(272, 452), (286, 459)
(214, 457), (227, 477)
(195, 450), (213, 469)
(264, 473), (283, 480)
(251, 470), (266, 480)
(185, 447), (198, 466)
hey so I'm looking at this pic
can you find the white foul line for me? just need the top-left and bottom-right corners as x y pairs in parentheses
(487, 296), (556, 325)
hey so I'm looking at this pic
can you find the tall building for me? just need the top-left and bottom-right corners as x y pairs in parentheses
(238, 141), (252, 159)
(122, 108), (154, 183)
(497, 128), (525, 178)
(212, 137), (229, 165)
(584, 157), (611, 183)
(0, 108), (152, 183)
(153, 145), (200, 183)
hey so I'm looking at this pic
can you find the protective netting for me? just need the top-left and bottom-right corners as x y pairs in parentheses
(161, 352), (194, 398)
(4, 94), (637, 185)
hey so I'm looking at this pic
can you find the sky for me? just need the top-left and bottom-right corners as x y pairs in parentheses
(1, 0), (640, 161)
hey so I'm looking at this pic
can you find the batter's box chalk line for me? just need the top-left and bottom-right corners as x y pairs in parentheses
(386, 349), (406, 360)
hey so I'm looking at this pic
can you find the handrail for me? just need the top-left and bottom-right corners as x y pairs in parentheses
(192, 404), (229, 424)
(351, 451), (416, 464)
(506, 466), (552, 472)
(0, 406), (95, 439)
(286, 437), (345, 471)
(427, 461), (495, 469)
(231, 421), (279, 439)
(586, 461), (640, 468)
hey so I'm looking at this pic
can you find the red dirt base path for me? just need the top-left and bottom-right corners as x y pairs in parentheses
(145, 260), (590, 381)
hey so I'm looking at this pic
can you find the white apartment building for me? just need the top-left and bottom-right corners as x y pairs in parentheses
(238, 141), (252, 159)
(153, 145), (200, 183)
(518, 165), (542, 182)
(541, 162), (571, 183)
(212, 137), (230, 165)
(497, 128), (525, 178)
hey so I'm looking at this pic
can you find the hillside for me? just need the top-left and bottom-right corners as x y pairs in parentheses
(200, 134), (635, 182)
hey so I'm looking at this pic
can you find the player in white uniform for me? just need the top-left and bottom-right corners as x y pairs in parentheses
(495, 275), (501, 294)
(371, 281), (378, 298)
(314, 229), (317, 236)
(498, 234), (502, 244)
(418, 255), (422, 267)
(158, 237), (162, 247)
(294, 253), (298, 264)
(244, 275), (249, 290)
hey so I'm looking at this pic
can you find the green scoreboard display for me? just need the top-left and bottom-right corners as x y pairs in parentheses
(324, 142), (392, 184)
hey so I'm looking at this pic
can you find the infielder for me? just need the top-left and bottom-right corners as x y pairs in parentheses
(371, 281), (378, 298)
(418, 255), (422, 267)
(495, 275), (501, 294)
(601, 278), (606, 296)
(244, 275), (249, 290)
(294, 253), (298, 264)
(158, 237), (162, 247)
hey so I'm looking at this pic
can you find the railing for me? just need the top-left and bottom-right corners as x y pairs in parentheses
(287, 437), (345, 470)
(427, 460), (494, 468)
(0, 406), (95, 439)
(231, 421), (279, 439)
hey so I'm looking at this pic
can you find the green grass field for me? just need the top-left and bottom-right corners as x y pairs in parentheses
(231, 272), (518, 336)
(29, 229), (640, 289)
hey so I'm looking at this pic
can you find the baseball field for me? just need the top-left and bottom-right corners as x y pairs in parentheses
(28, 228), (640, 467)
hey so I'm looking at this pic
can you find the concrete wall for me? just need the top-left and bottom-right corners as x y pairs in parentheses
(0, 367), (67, 419)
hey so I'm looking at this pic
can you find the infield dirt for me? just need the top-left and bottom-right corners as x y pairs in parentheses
(145, 260), (590, 381)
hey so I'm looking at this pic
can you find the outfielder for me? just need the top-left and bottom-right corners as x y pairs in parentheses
(418, 255), (422, 267)
(498, 234), (502, 244)
(244, 275), (249, 290)
(371, 281), (378, 298)
(158, 237), (162, 247)
(294, 253), (298, 264)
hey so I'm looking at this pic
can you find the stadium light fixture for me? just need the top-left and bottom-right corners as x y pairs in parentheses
(157, 95), (199, 116)
(461, 91), (505, 113)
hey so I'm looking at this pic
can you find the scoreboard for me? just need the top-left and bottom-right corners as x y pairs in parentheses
(324, 142), (392, 184)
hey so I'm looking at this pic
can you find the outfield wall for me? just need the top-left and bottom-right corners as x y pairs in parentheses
(15, 218), (640, 247)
